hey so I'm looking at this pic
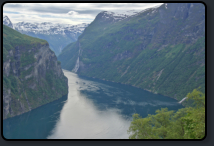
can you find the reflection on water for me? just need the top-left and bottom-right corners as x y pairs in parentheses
(3, 70), (183, 139)
(3, 95), (68, 139)
(47, 70), (183, 139)
(47, 71), (131, 139)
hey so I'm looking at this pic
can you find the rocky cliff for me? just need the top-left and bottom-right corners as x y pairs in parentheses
(3, 25), (68, 119)
(58, 3), (205, 104)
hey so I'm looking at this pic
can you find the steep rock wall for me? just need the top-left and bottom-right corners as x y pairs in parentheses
(3, 25), (68, 119)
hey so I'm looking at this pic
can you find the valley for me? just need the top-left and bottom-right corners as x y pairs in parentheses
(3, 70), (183, 139)
(3, 2), (205, 139)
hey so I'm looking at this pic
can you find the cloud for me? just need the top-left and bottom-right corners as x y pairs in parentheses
(3, 3), (163, 24)
(67, 11), (78, 16)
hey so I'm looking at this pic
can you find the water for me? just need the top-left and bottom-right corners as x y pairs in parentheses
(3, 70), (183, 139)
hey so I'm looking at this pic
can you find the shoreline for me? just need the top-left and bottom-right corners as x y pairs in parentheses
(63, 69), (185, 106)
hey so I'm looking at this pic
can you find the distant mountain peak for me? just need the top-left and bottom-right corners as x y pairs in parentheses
(98, 7), (163, 23)
(2, 15), (89, 55)
(98, 10), (140, 22)
(13, 21), (89, 35)
(3, 15), (14, 29)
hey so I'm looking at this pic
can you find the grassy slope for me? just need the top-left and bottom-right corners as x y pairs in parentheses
(3, 25), (47, 60)
(58, 4), (205, 104)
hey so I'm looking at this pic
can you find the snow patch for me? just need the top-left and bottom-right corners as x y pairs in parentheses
(13, 21), (89, 35)
(101, 10), (140, 22)
(3, 15), (13, 28)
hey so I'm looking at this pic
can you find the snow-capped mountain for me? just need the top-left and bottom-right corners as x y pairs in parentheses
(99, 6), (161, 23)
(101, 10), (140, 22)
(3, 8), (157, 55)
(13, 22), (89, 55)
(3, 15), (89, 56)
(3, 15), (14, 28)
(14, 22), (88, 36)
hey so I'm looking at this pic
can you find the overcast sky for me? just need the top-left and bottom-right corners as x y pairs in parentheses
(3, 3), (163, 25)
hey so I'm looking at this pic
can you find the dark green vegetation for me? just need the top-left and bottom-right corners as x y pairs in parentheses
(3, 25), (68, 119)
(57, 42), (79, 70)
(58, 3), (205, 104)
(3, 25), (47, 62)
(128, 89), (205, 139)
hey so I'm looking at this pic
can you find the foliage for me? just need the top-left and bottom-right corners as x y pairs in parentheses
(57, 61), (61, 65)
(128, 89), (205, 139)
(3, 75), (19, 98)
(20, 53), (36, 67)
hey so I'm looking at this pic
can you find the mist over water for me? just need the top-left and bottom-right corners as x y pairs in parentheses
(3, 70), (183, 139)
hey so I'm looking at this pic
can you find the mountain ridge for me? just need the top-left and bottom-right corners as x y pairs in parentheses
(3, 15), (14, 28)
(3, 15), (89, 55)
(58, 3), (205, 105)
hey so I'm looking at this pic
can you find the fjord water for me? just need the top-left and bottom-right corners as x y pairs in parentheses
(3, 70), (183, 139)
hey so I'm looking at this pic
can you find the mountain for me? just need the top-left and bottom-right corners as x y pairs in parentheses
(14, 22), (89, 56)
(97, 10), (142, 22)
(3, 15), (13, 28)
(2, 16), (89, 56)
(58, 3), (205, 104)
(3, 25), (68, 119)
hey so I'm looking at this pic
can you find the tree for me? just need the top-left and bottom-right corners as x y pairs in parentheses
(181, 88), (205, 139)
(128, 89), (205, 139)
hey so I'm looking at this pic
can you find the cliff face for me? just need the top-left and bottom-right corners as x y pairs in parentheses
(58, 3), (205, 103)
(3, 25), (68, 119)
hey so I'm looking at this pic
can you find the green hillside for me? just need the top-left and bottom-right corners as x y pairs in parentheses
(3, 25), (47, 61)
(58, 3), (205, 104)
(3, 25), (68, 119)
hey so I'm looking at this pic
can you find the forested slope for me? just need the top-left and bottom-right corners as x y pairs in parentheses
(58, 3), (205, 103)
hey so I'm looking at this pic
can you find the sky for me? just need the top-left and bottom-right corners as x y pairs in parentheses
(3, 3), (163, 25)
